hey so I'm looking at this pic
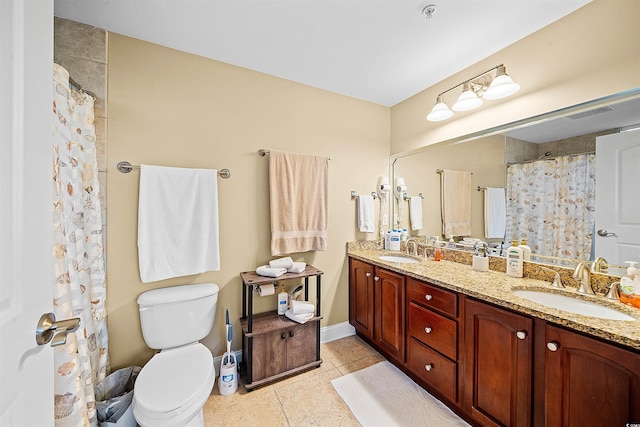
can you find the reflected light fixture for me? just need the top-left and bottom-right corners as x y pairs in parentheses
(427, 64), (520, 121)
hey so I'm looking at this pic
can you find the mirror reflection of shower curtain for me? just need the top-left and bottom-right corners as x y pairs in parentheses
(53, 64), (109, 426)
(505, 153), (596, 261)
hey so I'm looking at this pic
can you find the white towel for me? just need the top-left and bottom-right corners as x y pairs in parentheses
(287, 262), (306, 274)
(291, 300), (315, 315)
(285, 308), (314, 324)
(357, 195), (375, 233)
(409, 196), (423, 231)
(137, 165), (219, 283)
(484, 187), (506, 239)
(269, 257), (294, 269)
(256, 265), (287, 278)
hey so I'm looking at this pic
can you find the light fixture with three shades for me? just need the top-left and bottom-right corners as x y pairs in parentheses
(427, 64), (520, 122)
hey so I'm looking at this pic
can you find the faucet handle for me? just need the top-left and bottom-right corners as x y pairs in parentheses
(605, 281), (621, 300)
(540, 267), (564, 288)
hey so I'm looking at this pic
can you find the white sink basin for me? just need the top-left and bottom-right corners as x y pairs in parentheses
(378, 255), (419, 264)
(513, 290), (635, 321)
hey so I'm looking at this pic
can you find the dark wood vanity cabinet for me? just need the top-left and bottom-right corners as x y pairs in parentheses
(349, 258), (375, 340)
(349, 258), (405, 364)
(406, 277), (459, 403)
(543, 324), (640, 427)
(463, 298), (533, 427)
(347, 256), (640, 427)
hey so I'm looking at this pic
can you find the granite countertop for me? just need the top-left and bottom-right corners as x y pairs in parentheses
(347, 246), (640, 352)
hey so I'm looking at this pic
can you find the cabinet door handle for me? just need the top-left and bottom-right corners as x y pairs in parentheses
(425, 363), (433, 371)
(365, 272), (372, 278)
(516, 330), (527, 340)
(281, 332), (287, 340)
(424, 294), (433, 301)
(289, 330), (294, 338)
(547, 341), (559, 352)
(424, 327), (432, 334)
(374, 276), (380, 281)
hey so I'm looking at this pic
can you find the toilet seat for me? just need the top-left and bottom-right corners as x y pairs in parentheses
(133, 343), (215, 426)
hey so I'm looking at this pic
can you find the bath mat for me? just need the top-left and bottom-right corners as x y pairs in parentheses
(331, 361), (470, 427)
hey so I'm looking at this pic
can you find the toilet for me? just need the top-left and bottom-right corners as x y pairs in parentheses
(132, 283), (219, 427)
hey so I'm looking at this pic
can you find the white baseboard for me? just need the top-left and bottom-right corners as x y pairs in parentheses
(212, 321), (355, 375)
(320, 321), (356, 344)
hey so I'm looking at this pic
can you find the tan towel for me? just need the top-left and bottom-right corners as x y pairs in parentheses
(269, 152), (329, 256)
(441, 169), (472, 237)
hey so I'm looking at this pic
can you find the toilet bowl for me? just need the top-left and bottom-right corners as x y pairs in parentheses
(132, 283), (219, 427)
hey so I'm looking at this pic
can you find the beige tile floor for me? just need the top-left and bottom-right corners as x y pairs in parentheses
(203, 335), (385, 427)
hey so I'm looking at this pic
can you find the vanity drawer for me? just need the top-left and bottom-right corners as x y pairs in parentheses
(407, 336), (457, 402)
(408, 302), (457, 360)
(407, 277), (457, 318)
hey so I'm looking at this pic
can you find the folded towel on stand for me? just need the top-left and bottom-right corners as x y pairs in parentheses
(484, 187), (506, 239)
(287, 262), (306, 274)
(256, 265), (287, 278)
(357, 195), (375, 233)
(269, 257), (294, 269)
(290, 299), (315, 315)
(409, 196), (423, 231)
(441, 169), (472, 237)
(137, 165), (220, 283)
(285, 309), (314, 324)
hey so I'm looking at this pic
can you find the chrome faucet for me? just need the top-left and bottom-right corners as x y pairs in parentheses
(573, 262), (595, 295)
(405, 238), (418, 256)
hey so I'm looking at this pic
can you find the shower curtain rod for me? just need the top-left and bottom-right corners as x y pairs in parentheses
(68, 76), (97, 100)
(116, 161), (231, 179)
(506, 150), (595, 166)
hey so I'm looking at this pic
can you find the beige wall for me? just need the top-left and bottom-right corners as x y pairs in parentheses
(106, 34), (390, 369)
(393, 135), (506, 241)
(391, 0), (640, 155)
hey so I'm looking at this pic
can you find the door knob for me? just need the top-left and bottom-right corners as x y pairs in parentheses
(597, 229), (617, 237)
(516, 330), (527, 340)
(547, 341), (559, 352)
(35, 313), (80, 347)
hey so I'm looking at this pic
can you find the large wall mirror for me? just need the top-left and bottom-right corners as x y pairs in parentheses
(391, 89), (640, 277)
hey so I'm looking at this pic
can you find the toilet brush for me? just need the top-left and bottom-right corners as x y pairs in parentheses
(219, 309), (238, 395)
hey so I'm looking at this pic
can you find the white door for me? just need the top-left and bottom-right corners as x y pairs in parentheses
(0, 0), (54, 426)
(595, 128), (640, 266)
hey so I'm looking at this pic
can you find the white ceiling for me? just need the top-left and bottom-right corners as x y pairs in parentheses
(53, 0), (591, 107)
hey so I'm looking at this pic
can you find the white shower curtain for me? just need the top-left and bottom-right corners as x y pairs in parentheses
(505, 154), (596, 261)
(52, 64), (109, 427)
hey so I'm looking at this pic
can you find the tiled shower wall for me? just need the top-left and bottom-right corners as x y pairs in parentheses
(53, 17), (108, 256)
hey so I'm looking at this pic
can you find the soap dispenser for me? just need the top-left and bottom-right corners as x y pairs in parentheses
(620, 261), (640, 308)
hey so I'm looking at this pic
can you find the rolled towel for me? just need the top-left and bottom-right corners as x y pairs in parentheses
(290, 299), (315, 315)
(269, 257), (294, 269)
(285, 309), (314, 324)
(287, 262), (306, 274)
(256, 265), (287, 278)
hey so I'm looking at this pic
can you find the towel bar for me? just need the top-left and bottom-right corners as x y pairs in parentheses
(116, 161), (231, 179)
(403, 193), (424, 200)
(351, 191), (377, 200)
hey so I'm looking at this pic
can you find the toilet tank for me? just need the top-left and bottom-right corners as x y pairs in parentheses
(137, 283), (219, 350)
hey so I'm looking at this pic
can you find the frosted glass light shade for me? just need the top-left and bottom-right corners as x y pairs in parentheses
(426, 96), (453, 121)
(483, 66), (520, 100)
(452, 83), (482, 111)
